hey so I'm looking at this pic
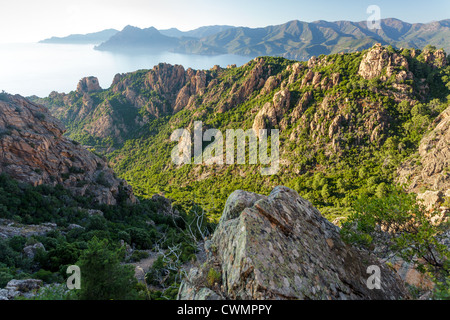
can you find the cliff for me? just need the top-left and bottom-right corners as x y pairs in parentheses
(0, 94), (136, 205)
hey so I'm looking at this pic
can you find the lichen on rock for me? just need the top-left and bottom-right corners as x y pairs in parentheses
(178, 186), (408, 300)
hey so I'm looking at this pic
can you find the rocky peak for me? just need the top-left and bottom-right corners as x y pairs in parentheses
(145, 63), (187, 96)
(76, 76), (102, 93)
(252, 88), (291, 136)
(358, 44), (410, 81)
(178, 186), (408, 300)
(421, 47), (448, 68)
(0, 94), (136, 205)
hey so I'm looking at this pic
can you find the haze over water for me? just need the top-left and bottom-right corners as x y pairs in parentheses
(0, 43), (251, 97)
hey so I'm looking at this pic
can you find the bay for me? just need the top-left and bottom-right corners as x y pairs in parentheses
(0, 43), (251, 97)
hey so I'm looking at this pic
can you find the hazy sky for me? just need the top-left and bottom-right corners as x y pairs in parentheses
(0, 0), (449, 43)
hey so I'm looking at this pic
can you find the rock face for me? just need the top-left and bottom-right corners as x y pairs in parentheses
(77, 77), (102, 93)
(252, 89), (290, 136)
(397, 105), (450, 204)
(0, 94), (136, 205)
(23, 242), (45, 259)
(178, 187), (408, 300)
(112, 63), (208, 116)
(421, 47), (448, 68)
(0, 279), (43, 300)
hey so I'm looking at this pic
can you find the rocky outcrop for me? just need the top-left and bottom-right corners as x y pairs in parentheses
(421, 47), (448, 68)
(252, 88), (291, 136)
(217, 58), (273, 113)
(0, 279), (43, 300)
(358, 44), (412, 81)
(397, 105), (450, 200)
(0, 94), (136, 205)
(77, 77), (102, 93)
(0, 219), (56, 239)
(178, 186), (408, 300)
(23, 242), (45, 259)
(112, 63), (208, 116)
(151, 194), (179, 217)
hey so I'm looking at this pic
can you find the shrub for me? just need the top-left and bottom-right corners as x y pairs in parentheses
(207, 267), (221, 287)
(76, 237), (138, 300)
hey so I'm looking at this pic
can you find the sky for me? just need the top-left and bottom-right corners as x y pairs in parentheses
(0, 0), (449, 43)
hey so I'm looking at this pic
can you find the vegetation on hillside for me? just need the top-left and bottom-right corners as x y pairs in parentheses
(27, 45), (450, 298)
(35, 46), (450, 222)
(0, 173), (213, 299)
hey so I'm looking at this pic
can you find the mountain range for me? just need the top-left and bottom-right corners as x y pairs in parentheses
(39, 29), (119, 44)
(40, 19), (450, 60)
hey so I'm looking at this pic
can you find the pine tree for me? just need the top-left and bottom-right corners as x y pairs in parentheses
(77, 237), (137, 300)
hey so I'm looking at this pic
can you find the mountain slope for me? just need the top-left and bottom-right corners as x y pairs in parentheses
(39, 29), (119, 44)
(178, 186), (408, 300)
(0, 93), (136, 205)
(90, 19), (450, 61)
(159, 25), (235, 38)
(176, 19), (450, 60)
(34, 45), (450, 220)
(95, 26), (180, 52)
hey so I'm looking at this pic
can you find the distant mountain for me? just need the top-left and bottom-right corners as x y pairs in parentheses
(90, 19), (450, 60)
(94, 25), (179, 52)
(174, 18), (450, 60)
(159, 25), (235, 38)
(39, 29), (119, 44)
(42, 19), (450, 61)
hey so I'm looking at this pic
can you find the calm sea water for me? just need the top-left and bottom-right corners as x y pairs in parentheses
(0, 43), (252, 97)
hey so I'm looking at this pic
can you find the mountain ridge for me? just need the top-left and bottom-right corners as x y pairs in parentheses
(39, 19), (450, 61)
(95, 18), (450, 60)
(32, 44), (450, 220)
(39, 29), (119, 44)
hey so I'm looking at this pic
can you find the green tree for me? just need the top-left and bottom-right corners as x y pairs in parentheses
(375, 182), (388, 198)
(76, 237), (138, 300)
(341, 190), (450, 294)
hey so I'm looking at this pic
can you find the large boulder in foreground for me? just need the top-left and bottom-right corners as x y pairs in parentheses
(178, 186), (408, 300)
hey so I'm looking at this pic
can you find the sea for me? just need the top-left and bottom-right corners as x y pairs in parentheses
(0, 42), (252, 97)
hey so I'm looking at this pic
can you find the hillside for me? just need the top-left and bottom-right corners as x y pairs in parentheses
(0, 92), (208, 300)
(176, 19), (450, 60)
(0, 93), (136, 205)
(34, 44), (450, 221)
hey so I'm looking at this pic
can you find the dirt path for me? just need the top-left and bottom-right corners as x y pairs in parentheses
(130, 251), (158, 283)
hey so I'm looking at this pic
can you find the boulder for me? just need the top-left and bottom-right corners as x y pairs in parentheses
(23, 242), (45, 259)
(178, 186), (408, 300)
(0, 219), (57, 239)
(0, 279), (43, 300)
(151, 194), (178, 217)
(77, 77), (102, 93)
